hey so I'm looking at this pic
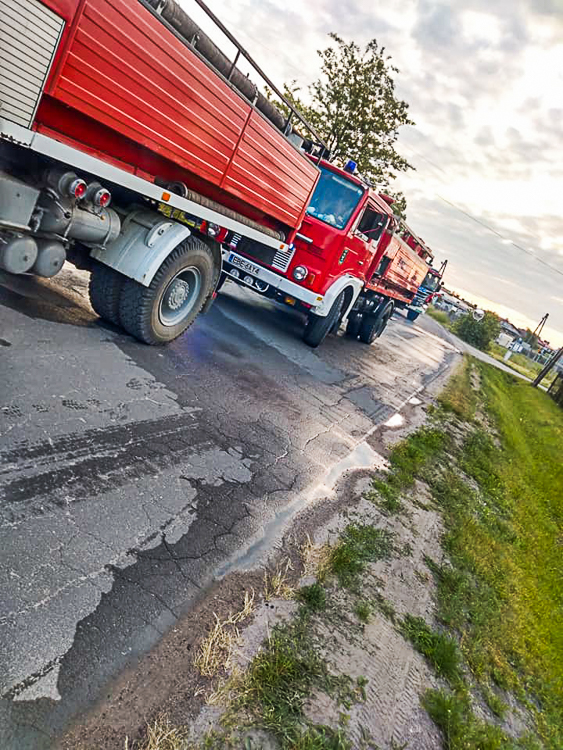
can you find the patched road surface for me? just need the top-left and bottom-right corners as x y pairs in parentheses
(0, 268), (458, 748)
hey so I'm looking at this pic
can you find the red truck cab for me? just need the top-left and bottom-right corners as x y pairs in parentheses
(222, 159), (430, 347)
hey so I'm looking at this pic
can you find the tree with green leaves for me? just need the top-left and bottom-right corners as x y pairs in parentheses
(282, 33), (413, 194)
(453, 311), (501, 351)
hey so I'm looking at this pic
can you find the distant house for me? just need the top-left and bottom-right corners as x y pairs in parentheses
(496, 320), (520, 348)
(497, 332), (515, 348)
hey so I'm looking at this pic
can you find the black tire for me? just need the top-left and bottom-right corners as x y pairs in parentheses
(359, 300), (394, 344)
(89, 262), (125, 327)
(303, 291), (345, 348)
(407, 309), (420, 322)
(345, 312), (362, 338)
(119, 236), (215, 345)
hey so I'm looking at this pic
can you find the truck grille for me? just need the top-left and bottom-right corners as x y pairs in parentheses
(230, 236), (295, 273)
(0, 0), (64, 128)
(271, 245), (295, 272)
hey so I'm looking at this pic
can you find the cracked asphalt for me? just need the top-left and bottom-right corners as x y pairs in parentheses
(0, 267), (459, 749)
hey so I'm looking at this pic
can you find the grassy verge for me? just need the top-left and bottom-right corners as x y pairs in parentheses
(387, 357), (563, 749)
(488, 343), (557, 387)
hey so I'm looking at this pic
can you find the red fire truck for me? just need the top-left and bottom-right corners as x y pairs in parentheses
(0, 0), (432, 349)
(221, 160), (431, 347)
(0, 0), (325, 344)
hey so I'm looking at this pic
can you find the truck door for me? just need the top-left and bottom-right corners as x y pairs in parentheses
(352, 204), (389, 269)
(337, 203), (388, 280)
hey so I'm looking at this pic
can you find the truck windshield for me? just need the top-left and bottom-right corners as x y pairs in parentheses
(423, 272), (441, 292)
(306, 167), (364, 229)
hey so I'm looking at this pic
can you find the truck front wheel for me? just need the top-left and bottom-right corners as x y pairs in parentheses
(119, 236), (215, 345)
(407, 309), (420, 322)
(303, 291), (345, 348)
(359, 300), (394, 344)
(89, 261), (125, 327)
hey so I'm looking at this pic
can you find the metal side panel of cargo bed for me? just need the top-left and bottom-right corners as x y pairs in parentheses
(0, 0), (64, 128)
(34, 0), (319, 230)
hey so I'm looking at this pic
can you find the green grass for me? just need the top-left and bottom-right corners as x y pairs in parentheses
(437, 356), (479, 421)
(233, 608), (365, 749)
(239, 618), (324, 737)
(426, 307), (453, 328)
(368, 426), (448, 511)
(373, 594), (397, 622)
(296, 583), (327, 612)
(488, 343), (557, 387)
(431, 363), (563, 747)
(400, 615), (462, 684)
(354, 600), (372, 623)
(289, 725), (352, 750)
(482, 685), (508, 720)
(422, 689), (518, 750)
(376, 357), (563, 747)
(327, 523), (393, 589)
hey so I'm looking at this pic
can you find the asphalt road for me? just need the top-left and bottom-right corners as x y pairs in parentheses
(0, 267), (459, 749)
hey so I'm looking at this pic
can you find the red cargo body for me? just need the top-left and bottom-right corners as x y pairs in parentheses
(364, 233), (429, 305)
(35, 0), (319, 235)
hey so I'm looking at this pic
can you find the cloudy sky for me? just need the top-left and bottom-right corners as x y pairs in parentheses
(184, 0), (563, 346)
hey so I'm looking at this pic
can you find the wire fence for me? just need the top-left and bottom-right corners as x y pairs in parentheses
(547, 372), (563, 407)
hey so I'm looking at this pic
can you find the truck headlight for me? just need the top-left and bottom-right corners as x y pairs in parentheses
(292, 265), (308, 281)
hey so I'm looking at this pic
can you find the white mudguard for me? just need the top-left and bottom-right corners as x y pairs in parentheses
(90, 210), (191, 287)
(313, 275), (364, 317)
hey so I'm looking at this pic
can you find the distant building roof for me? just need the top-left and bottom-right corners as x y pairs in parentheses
(500, 319), (520, 337)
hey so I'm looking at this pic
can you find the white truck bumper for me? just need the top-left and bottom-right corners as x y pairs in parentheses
(221, 248), (323, 308)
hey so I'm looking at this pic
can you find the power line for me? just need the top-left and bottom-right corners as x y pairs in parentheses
(399, 142), (563, 279)
(436, 196), (563, 279)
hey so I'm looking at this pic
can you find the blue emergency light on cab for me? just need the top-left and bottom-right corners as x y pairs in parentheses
(344, 159), (357, 174)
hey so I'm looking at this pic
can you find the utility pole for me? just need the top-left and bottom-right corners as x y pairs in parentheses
(527, 313), (549, 346)
(532, 347), (563, 387)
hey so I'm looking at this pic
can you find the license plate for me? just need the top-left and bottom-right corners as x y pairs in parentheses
(228, 253), (260, 276)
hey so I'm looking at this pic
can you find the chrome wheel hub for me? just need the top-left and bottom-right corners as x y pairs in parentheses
(159, 266), (201, 327)
(167, 279), (189, 310)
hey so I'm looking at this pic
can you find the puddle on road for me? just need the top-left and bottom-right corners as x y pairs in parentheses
(217, 440), (388, 576)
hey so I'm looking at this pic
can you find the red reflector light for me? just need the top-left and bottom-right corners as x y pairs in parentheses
(94, 188), (112, 208)
(69, 178), (87, 199)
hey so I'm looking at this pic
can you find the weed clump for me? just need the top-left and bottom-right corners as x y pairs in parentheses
(400, 614), (462, 684)
(296, 583), (327, 613)
(422, 689), (514, 750)
(354, 600), (372, 623)
(327, 523), (393, 589)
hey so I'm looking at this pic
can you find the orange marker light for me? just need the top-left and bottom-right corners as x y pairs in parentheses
(162, 192), (171, 201)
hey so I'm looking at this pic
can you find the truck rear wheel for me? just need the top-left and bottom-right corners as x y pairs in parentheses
(345, 312), (362, 338)
(119, 236), (215, 345)
(359, 300), (394, 344)
(303, 291), (345, 348)
(89, 261), (125, 327)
